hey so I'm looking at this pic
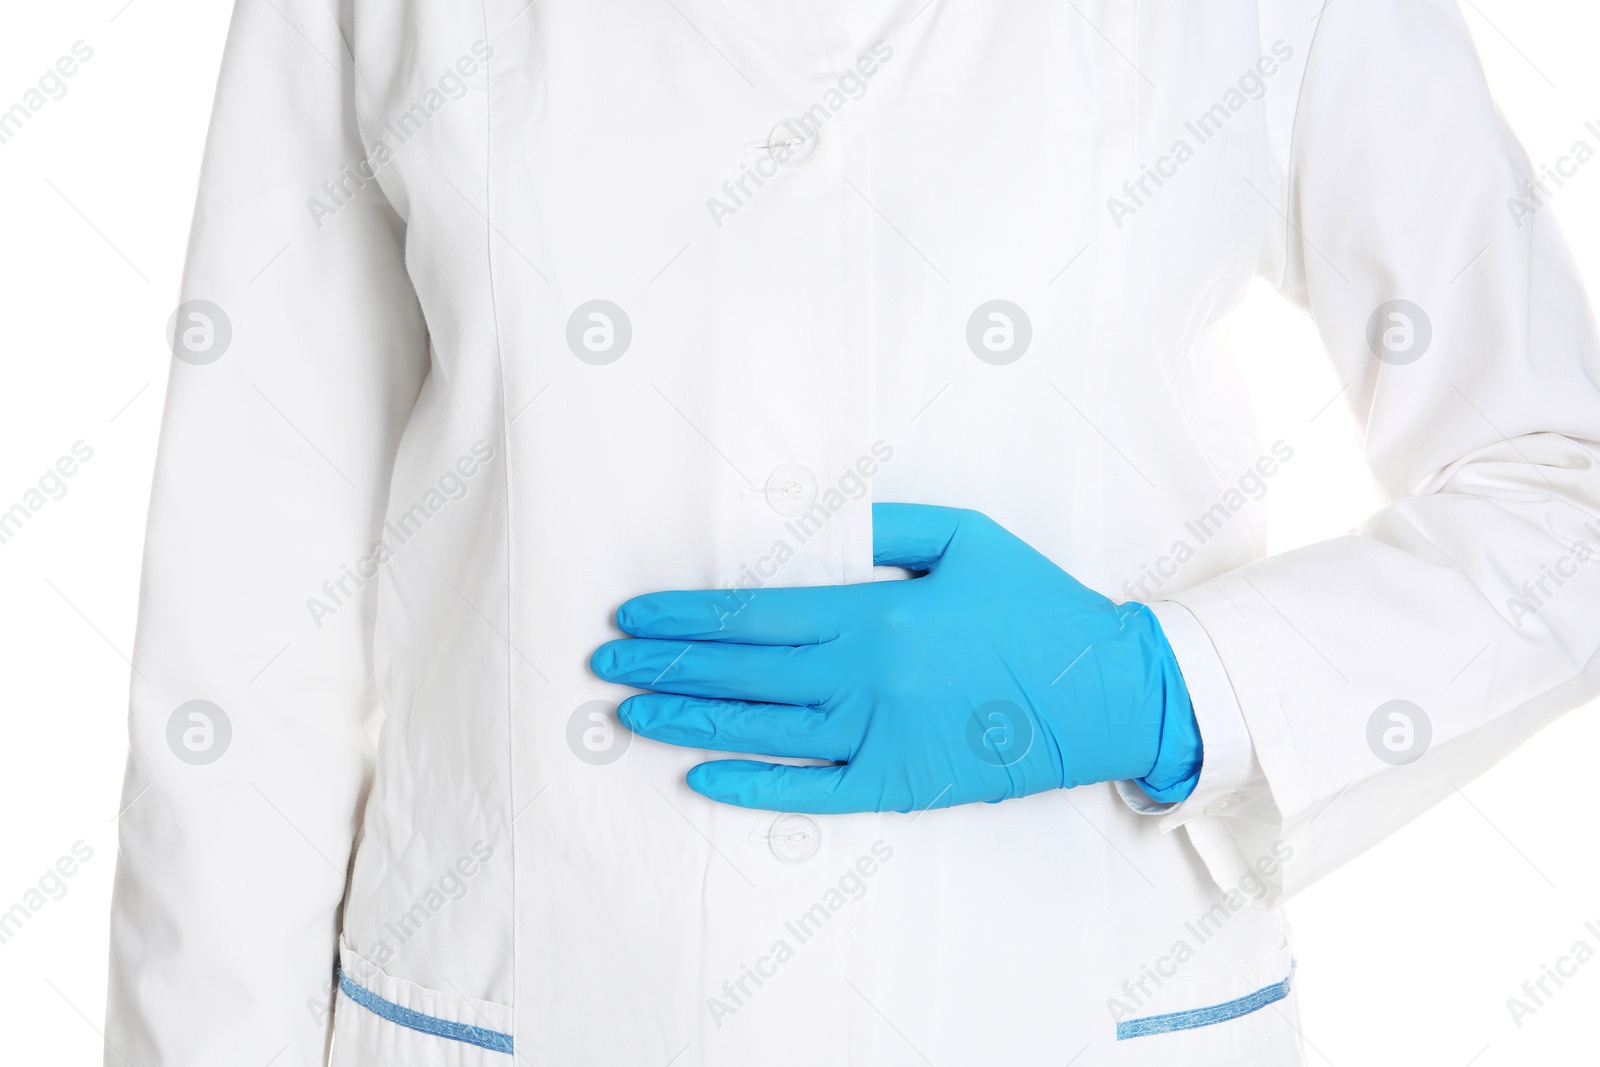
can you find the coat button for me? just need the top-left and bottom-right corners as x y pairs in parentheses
(767, 118), (821, 167)
(1206, 791), (1247, 816)
(764, 464), (818, 516)
(768, 813), (821, 863)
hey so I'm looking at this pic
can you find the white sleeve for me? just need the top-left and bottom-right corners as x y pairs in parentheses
(1159, 0), (1600, 908)
(105, 1), (429, 1063)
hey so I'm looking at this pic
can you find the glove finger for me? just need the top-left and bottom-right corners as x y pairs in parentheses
(616, 585), (848, 644)
(590, 638), (832, 705)
(620, 694), (855, 761)
(870, 502), (971, 571)
(686, 760), (859, 813)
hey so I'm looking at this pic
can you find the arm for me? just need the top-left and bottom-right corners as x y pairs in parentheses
(1156, 0), (1600, 904)
(106, 0), (428, 1061)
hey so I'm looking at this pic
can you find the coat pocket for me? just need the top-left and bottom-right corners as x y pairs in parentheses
(332, 938), (514, 1066)
(1112, 943), (1302, 1067)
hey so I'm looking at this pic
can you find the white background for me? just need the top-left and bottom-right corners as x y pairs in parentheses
(1, 2), (1597, 1064)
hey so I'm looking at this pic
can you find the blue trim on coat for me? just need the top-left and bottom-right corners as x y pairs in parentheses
(339, 970), (514, 1054)
(1116, 968), (1294, 1040)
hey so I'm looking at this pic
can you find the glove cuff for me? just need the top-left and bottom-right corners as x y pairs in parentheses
(1129, 603), (1203, 802)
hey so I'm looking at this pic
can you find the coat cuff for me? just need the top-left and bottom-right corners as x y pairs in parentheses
(1115, 601), (1262, 825)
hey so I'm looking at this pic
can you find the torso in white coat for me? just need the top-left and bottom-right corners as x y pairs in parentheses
(339, 3), (1300, 1063)
(109, 0), (1600, 1064)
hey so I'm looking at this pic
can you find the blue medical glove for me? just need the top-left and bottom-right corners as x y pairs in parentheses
(590, 503), (1202, 814)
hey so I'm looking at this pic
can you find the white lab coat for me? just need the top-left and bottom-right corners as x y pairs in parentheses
(107, 0), (1600, 1063)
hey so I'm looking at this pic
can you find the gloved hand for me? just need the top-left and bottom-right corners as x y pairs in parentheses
(590, 503), (1202, 813)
